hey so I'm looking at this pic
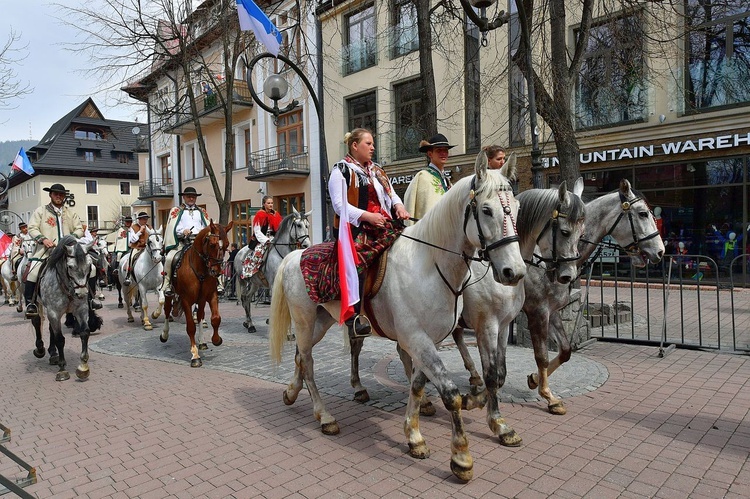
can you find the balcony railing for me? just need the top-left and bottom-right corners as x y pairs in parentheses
(139, 179), (174, 198)
(247, 145), (310, 180)
(166, 79), (254, 132)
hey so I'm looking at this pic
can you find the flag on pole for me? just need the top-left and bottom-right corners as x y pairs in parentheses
(236, 0), (283, 57)
(11, 147), (35, 176)
(337, 179), (360, 324)
(0, 229), (12, 257)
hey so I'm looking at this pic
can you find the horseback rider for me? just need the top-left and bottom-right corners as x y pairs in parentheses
(123, 212), (151, 287)
(24, 183), (84, 317)
(244, 195), (282, 283)
(160, 186), (218, 299)
(328, 128), (410, 338)
(111, 216), (133, 279)
(403, 133), (456, 221)
(9, 223), (31, 280)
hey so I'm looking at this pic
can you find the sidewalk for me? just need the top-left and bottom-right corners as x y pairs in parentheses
(1, 290), (749, 498)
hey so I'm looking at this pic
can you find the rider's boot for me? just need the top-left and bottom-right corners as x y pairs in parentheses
(345, 274), (371, 338)
(161, 274), (174, 298)
(24, 281), (38, 318)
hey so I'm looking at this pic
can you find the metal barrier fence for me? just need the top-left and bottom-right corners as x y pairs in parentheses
(583, 253), (750, 354)
(0, 423), (36, 498)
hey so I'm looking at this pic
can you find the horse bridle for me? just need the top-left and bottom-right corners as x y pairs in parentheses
(528, 204), (582, 271)
(58, 248), (90, 299)
(463, 178), (520, 263)
(270, 216), (310, 259)
(193, 232), (225, 279)
(147, 234), (163, 263)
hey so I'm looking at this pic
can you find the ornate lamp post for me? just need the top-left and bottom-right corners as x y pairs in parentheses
(246, 53), (330, 241)
(0, 210), (25, 234)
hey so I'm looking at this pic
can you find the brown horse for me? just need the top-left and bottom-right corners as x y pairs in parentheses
(160, 221), (233, 367)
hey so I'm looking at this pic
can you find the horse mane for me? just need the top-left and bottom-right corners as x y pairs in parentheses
(47, 235), (87, 274)
(411, 170), (511, 260)
(516, 188), (585, 250)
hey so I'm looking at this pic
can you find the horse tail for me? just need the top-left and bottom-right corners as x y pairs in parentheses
(269, 260), (291, 365)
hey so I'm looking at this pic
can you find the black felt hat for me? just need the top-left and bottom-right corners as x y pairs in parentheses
(43, 183), (67, 194)
(418, 134), (456, 153)
(123, 216), (133, 223)
(136, 211), (150, 219)
(89, 227), (99, 233)
(179, 186), (201, 197)
(18, 222), (27, 229)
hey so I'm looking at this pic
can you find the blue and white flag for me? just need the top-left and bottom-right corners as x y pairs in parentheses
(11, 147), (34, 176)
(237, 0), (283, 57)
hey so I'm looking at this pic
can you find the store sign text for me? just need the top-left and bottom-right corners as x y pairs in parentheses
(544, 131), (750, 167)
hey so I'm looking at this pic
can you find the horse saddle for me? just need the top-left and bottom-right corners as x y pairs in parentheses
(361, 250), (390, 338)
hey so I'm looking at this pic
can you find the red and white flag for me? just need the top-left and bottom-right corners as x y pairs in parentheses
(0, 229), (12, 257)
(337, 179), (360, 323)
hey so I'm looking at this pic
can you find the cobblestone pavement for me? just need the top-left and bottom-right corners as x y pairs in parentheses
(1, 289), (749, 498)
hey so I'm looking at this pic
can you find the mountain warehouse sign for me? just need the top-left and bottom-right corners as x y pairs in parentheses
(544, 131), (750, 167)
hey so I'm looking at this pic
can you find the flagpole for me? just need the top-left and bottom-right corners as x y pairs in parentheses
(245, 52), (331, 243)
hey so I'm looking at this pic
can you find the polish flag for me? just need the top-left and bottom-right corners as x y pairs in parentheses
(0, 229), (12, 257)
(337, 179), (360, 323)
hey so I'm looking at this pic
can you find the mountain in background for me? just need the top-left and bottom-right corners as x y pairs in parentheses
(0, 140), (38, 175)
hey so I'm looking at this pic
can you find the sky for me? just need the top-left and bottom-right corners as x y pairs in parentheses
(0, 2), (145, 142)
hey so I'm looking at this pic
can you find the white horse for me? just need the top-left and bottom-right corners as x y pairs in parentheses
(1, 241), (25, 306)
(234, 208), (311, 332)
(119, 227), (165, 330)
(1, 238), (35, 310)
(269, 152), (526, 482)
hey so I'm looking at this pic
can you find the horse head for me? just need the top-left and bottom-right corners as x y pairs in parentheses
(21, 238), (35, 257)
(198, 220), (232, 278)
(289, 208), (312, 249)
(521, 178), (586, 285)
(146, 226), (165, 264)
(466, 151), (525, 286)
(609, 179), (665, 267)
(51, 236), (93, 299)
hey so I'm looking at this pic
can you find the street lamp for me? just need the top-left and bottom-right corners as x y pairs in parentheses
(0, 210), (24, 233)
(246, 53), (330, 241)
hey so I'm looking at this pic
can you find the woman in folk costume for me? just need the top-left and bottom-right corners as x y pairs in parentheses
(403, 133), (456, 221)
(243, 196), (283, 282)
(329, 128), (410, 338)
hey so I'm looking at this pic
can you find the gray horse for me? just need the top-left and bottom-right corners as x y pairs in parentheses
(234, 209), (311, 332)
(31, 235), (96, 381)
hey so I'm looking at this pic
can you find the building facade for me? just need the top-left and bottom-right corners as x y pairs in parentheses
(5, 98), (143, 239)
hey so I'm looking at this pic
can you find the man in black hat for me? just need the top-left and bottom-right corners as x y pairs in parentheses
(160, 186), (214, 300)
(123, 211), (152, 286)
(24, 183), (84, 317)
(404, 133), (456, 221)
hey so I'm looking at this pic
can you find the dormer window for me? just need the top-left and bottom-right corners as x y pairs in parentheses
(74, 128), (104, 140)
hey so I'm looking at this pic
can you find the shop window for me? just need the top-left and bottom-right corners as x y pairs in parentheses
(576, 11), (647, 129)
(394, 78), (427, 160)
(686, 1), (750, 110)
(344, 4), (377, 74)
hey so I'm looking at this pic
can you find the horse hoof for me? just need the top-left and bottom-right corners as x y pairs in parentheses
(33, 348), (45, 359)
(283, 391), (295, 406)
(160, 334), (168, 343)
(212, 337), (223, 347)
(450, 459), (473, 483)
(151, 312), (160, 320)
(408, 441), (430, 459)
(498, 429), (522, 447)
(190, 358), (202, 368)
(48, 355), (59, 365)
(75, 367), (90, 380)
(527, 373), (538, 390)
(127, 317), (134, 323)
(144, 324), (153, 331)
(242, 321), (248, 328)
(118, 303), (124, 309)
(247, 325), (256, 333)
(55, 371), (70, 381)
(420, 401), (436, 417)
(354, 390), (370, 403)
(198, 343), (208, 351)
(548, 401), (567, 415)
(321, 422), (340, 435)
